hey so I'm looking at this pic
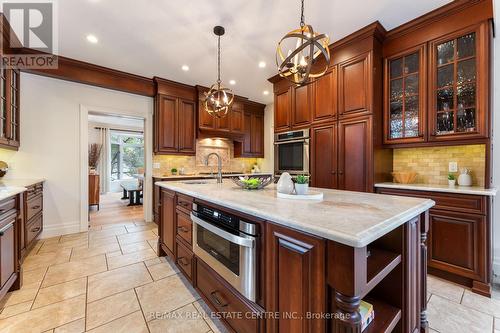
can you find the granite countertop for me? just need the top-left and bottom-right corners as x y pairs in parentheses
(374, 182), (497, 196)
(0, 178), (45, 201)
(156, 181), (435, 248)
(153, 173), (272, 180)
(0, 186), (27, 201)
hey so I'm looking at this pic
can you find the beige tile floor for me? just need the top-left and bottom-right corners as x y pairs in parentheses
(0, 220), (499, 333)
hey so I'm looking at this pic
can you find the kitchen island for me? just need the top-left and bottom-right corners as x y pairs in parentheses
(156, 180), (435, 333)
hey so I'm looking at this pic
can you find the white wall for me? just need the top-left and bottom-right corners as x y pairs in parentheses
(493, 0), (500, 278)
(261, 103), (274, 173)
(0, 73), (153, 238)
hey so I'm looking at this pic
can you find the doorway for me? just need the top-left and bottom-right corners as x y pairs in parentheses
(80, 105), (153, 231)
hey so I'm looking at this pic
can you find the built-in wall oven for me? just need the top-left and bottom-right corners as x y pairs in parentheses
(191, 203), (258, 302)
(274, 129), (310, 176)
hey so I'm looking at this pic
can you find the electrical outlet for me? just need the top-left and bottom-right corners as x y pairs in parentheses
(449, 161), (458, 173)
(153, 163), (160, 169)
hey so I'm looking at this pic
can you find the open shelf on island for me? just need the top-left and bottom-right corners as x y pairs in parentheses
(366, 248), (402, 294)
(363, 298), (402, 333)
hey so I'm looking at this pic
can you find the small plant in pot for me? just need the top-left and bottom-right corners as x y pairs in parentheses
(448, 173), (456, 187)
(171, 168), (178, 176)
(294, 175), (310, 195)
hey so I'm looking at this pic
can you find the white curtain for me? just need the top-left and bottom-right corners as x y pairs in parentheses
(97, 128), (110, 194)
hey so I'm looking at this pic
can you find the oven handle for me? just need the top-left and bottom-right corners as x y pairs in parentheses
(274, 139), (309, 145)
(191, 213), (255, 248)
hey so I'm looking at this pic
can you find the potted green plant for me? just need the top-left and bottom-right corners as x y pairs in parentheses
(447, 173), (456, 187)
(294, 174), (310, 195)
(171, 168), (178, 176)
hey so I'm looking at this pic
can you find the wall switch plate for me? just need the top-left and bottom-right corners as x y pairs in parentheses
(449, 161), (458, 173)
(153, 163), (160, 169)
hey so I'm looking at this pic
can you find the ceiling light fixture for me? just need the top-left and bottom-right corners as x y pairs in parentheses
(258, 61), (266, 68)
(204, 26), (234, 119)
(181, 65), (189, 71)
(86, 34), (98, 44)
(276, 0), (330, 85)
(263, 90), (270, 96)
(229, 80), (236, 85)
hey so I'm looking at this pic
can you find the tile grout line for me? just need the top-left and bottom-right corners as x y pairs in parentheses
(28, 266), (50, 311)
(84, 276), (89, 332)
(133, 287), (152, 333)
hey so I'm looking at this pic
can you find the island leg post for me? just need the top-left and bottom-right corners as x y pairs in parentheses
(420, 212), (429, 333)
(334, 291), (362, 333)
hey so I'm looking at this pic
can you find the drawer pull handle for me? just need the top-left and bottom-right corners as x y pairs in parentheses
(210, 291), (228, 308)
(177, 226), (189, 233)
(0, 222), (14, 236)
(177, 257), (189, 266)
(32, 205), (41, 210)
(31, 227), (41, 232)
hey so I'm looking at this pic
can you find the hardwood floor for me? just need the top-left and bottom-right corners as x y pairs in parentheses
(89, 192), (144, 228)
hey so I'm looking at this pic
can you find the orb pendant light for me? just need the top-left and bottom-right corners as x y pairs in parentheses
(276, 0), (330, 85)
(204, 26), (234, 118)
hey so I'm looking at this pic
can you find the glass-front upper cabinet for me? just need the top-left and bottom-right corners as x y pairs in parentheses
(0, 68), (7, 144)
(384, 46), (426, 144)
(430, 25), (488, 141)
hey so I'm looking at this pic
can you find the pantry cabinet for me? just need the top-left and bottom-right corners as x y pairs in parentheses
(311, 124), (337, 189)
(313, 67), (337, 123)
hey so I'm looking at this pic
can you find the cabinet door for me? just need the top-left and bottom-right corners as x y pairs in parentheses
(230, 102), (244, 134)
(428, 210), (486, 281)
(338, 117), (371, 192)
(0, 67), (7, 146)
(198, 99), (216, 130)
(311, 124), (337, 189)
(339, 53), (371, 118)
(251, 113), (264, 157)
(177, 99), (196, 155)
(0, 216), (16, 288)
(215, 109), (231, 132)
(160, 189), (176, 259)
(155, 95), (178, 153)
(153, 184), (160, 224)
(266, 223), (326, 333)
(242, 112), (253, 156)
(429, 24), (489, 141)
(384, 46), (426, 144)
(313, 67), (337, 123)
(292, 83), (312, 127)
(275, 88), (291, 132)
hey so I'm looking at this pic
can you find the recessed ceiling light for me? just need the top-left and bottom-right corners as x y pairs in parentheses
(229, 80), (236, 85)
(181, 65), (189, 71)
(258, 61), (266, 68)
(263, 90), (270, 95)
(86, 34), (98, 44)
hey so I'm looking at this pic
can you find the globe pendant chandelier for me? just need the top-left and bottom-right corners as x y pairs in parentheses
(204, 26), (234, 118)
(276, 0), (330, 85)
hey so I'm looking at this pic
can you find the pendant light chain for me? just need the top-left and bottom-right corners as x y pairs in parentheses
(217, 35), (221, 86)
(300, 0), (305, 27)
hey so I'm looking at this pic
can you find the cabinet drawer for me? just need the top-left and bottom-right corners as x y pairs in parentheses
(176, 194), (193, 213)
(0, 198), (16, 217)
(27, 183), (43, 200)
(376, 188), (486, 215)
(176, 210), (192, 246)
(196, 259), (261, 333)
(175, 240), (193, 281)
(27, 195), (43, 221)
(0, 215), (16, 289)
(26, 213), (43, 245)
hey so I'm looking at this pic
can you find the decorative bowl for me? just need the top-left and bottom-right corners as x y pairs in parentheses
(392, 172), (417, 184)
(231, 175), (274, 190)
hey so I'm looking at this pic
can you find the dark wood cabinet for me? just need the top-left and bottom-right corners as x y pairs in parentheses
(292, 82), (312, 127)
(338, 116), (372, 192)
(21, 182), (43, 261)
(159, 189), (176, 259)
(154, 78), (196, 155)
(153, 183), (160, 225)
(311, 124), (337, 189)
(313, 67), (337, 123)
(88, 174), (100, 210)
(0, 68), (20, 150)
(384, 45), (427, 144)
(274, 87), (291, 132)
(339, 52), (371, 119)
(234, 103), (265, 158)
(0, 195), (21, 301)
(375, 187), (492, 296)
(230, 100), (245, 134)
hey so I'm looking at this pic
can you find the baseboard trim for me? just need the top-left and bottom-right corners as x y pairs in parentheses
(40, 221), (81, 239)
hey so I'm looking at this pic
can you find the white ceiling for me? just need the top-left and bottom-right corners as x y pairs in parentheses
(54, 0), (451, 104)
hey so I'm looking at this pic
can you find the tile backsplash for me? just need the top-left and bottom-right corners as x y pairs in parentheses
(393, 144), (486, 186)
(153, 138), (262, 176)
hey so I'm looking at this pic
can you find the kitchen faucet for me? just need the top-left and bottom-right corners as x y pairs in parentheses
(205, 153), (223, 183)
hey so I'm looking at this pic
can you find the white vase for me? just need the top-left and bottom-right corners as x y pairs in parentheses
(457, 168), (472, 186)
(277, 173), (294, 194)
(295, 183), (309, 195)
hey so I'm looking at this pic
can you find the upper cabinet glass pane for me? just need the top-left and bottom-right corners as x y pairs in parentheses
(457, 59), (476, 85)
(437, 40), (455, 65)
(405, 74), (419, 95)
(404, 53), (419, 74)
(390, 79), (403, 101)
(437, 64), (454, 88)
(457, 33), (475, 59)
(390, 58), (403, 79)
